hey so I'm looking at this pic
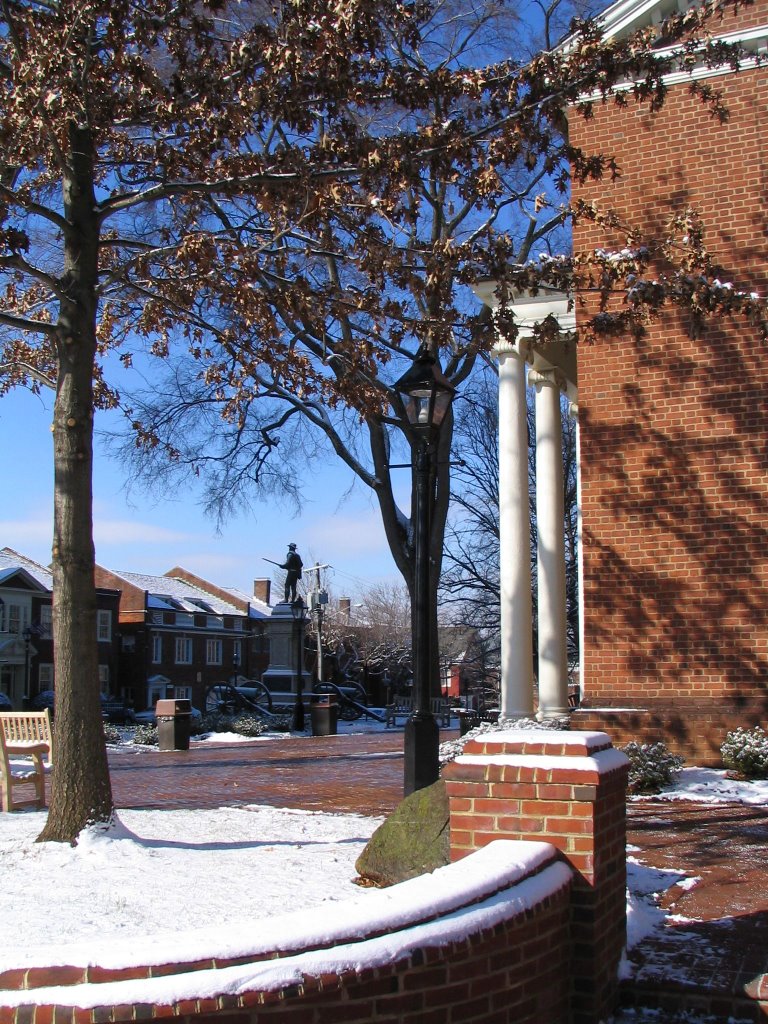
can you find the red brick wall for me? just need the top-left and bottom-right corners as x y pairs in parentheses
(443, 731), (629, 1024)
(569, 5), (768, 727)
(0, 863), (573, 1024)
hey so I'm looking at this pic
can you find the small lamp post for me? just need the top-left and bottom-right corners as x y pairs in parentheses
(231, 647), (241, 688)
(394, 345), (455, 795)
(291, 597), (307, 731)
(22, 625), (33, 699)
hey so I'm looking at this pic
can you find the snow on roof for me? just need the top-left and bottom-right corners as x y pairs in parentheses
(107, 569), (244, 617)
(214, 584), (271, 618)
(0, 547), (53, 591)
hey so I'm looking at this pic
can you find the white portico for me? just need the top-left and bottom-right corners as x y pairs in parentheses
(473, 284), (578, 720)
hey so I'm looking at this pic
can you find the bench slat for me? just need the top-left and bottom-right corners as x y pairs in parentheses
(0, 711), (52, 813)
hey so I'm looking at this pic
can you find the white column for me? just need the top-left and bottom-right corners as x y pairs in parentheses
(570, 401), (584, 707)
(531, 369), (569, 718)
(496, 339), (534, 718)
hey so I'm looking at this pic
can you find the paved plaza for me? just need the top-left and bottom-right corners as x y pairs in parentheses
(108, 731), (406, 817)
(105, 730), (768, 1021)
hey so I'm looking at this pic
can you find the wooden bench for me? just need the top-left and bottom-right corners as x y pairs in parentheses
(0, 710), (53, 812)
(385, 697), (452, 728)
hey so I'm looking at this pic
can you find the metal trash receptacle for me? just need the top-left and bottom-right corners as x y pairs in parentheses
(156, 698), (192, 751)
(310, 694), (338, 736)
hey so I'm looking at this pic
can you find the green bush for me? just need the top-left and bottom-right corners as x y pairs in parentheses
(231, 714), (269, 737)
(200, 711), (292, 736)
(622, 741), (684, 794)
(199, 712), (236, 733)
(103, 722), (122, 745)
(133, 723), (158, 746)
(721, 726), (768, 779)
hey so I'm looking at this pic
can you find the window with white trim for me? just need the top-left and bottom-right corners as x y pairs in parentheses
(39, 605), (53, 638)
(206, 638), (222, 665)
(97, 610), (112, 642)
(175, 637), (193, 664)
(7, 603), (29, 635)
(151, 634), (163, 664)
(39, 664), (54, 688)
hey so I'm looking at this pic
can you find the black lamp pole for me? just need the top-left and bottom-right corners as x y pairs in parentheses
(394, 345), (455, 796)
(22, 625), (33, 699)
(291, 597), (306, 731)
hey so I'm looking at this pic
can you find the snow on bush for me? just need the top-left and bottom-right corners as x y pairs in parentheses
(200, 711), (293, 737)
(621, 741), (684, 794)
(103, 721), (121, 744)
(439, 715), (568, 766)
(721, 726), (768, 779)
(133, 723), (158, 746)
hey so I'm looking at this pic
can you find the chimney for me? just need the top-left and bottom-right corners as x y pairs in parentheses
(254, 579), (271, 605)
(339, 597), (351, 622)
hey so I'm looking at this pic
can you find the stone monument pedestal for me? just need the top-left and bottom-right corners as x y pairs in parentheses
(261, 602), (311, 695)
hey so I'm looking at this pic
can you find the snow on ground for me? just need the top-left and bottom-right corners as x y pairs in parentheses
(620, 766), (768, 953)
(1, 730), (767, 995)
(649, 765), (768, 805)
(0, 803), (382, 955)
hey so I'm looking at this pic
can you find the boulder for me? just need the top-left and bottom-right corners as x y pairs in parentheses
(355, 778), (450, 887)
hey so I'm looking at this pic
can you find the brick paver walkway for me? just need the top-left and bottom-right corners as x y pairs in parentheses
(108, 732), (410, 817)
(41, 730), (768, 1020)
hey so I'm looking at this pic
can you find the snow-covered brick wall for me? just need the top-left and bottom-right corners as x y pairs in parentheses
(444, 728), (629, 1024)
(0, 841), (573, 1024)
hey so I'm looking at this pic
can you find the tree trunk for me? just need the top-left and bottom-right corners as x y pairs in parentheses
(37, 126), (114, 843)
(368, 413), (454, 702)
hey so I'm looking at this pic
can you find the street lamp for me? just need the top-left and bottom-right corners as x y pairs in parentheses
(22, 625), (33, 699)
(394, 345), (455, 796)
(291, 597), (307, 731)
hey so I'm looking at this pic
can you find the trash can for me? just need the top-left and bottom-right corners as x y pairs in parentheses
(310, 694), (338, 736)
(156, 698), (192, 751)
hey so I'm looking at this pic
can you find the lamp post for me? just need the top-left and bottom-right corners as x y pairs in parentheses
(291, 597), (307, 731)
(22, 625), (33, 700)
(394, 345), (455, 796)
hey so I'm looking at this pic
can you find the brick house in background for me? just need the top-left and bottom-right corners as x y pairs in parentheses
(0, 547), (121, 708)
(569, 0), (768, 759)
(94, 564), (273, 712)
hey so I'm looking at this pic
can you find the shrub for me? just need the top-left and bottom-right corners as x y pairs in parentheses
(133, 723), (158, 746)
(103, 722), (122, 745)
(199, 712), (237, 733)
(231, 714), (268, 737)
(622, 741), (684, 794)
(721, 726), (768, 779)
(268, 714), (294, 733)
(200, 711), (293, 736)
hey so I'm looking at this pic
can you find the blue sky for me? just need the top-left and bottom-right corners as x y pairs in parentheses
(0, 385), (404, 601)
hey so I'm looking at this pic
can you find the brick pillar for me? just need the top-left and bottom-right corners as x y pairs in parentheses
(443, 730), (629, 1024)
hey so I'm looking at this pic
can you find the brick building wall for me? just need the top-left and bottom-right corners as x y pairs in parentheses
(569, 3), (768, 757)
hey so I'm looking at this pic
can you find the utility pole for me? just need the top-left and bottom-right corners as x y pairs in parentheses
(307, 562), (331, 683)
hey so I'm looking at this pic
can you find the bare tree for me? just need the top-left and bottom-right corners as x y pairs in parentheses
(3, 0), (760, 833)
(0, 0), (459, 841)
(441, 361), (579, 676)
(111, 0), (760, 719)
